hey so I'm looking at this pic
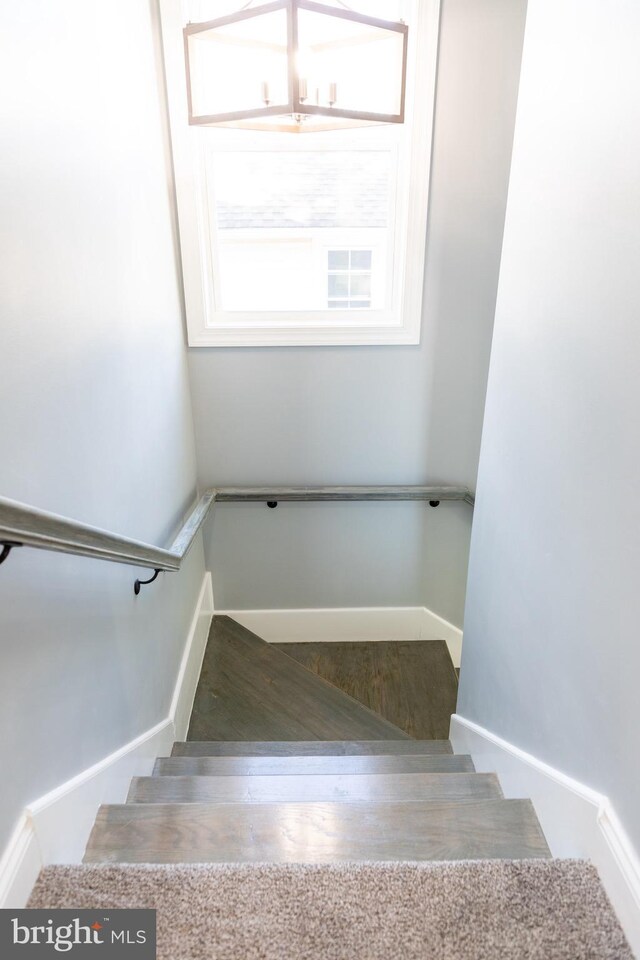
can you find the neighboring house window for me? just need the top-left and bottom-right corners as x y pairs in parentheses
(327, 250), (373, 309)
(159, 0), (440, 346)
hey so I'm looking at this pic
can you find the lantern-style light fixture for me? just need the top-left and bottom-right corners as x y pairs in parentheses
(184, 0), (408, 132)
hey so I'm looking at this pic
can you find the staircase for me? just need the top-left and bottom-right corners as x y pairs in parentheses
(84, 617), (549, 864)
(29, 617), (632, 957)
(84, 737), (549, 863)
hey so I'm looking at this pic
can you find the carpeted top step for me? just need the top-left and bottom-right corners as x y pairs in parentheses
(29, 860), (632, 959)
(171, 740), (453, 758)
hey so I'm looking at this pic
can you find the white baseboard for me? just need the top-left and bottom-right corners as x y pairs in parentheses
(0, 816), (42, 910)
(171, 572), (214, 742)
(0, 571), (214, 908)
(450, 714), (640, 955)
(217, 606), (463, 668)
(27, 719), (176, 868)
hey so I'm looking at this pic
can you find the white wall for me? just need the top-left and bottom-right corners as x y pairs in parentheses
(188, 0), (528, 622)
(458, 0), (640, 850)
(0, 0), (205, 854)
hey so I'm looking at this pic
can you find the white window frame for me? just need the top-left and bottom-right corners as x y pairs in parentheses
(159, 0), (440, 347)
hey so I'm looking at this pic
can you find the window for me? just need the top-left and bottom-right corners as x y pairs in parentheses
(327, 250), (372, 309)
(207, 148), (387, 312)
(159, 0), (440, 346)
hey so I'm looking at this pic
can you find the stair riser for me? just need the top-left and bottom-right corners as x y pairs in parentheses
(127, 772), (501, 804)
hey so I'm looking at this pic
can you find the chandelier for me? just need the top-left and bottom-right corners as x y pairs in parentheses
(183, 0), (408, 132)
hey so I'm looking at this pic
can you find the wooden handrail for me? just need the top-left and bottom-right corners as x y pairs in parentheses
(213, 485), (475, 505)
(0, 485), (474, 585)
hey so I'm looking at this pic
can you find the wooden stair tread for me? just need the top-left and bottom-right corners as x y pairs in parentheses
(187, 617), (410, 742)
(172, 740), (453, 757)
(154, 754), (475, 777)
(84, 799), (550, 864)
(128, 772), (501, 804)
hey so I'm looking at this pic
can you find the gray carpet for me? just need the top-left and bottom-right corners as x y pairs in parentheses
(29, 859), (631, 959)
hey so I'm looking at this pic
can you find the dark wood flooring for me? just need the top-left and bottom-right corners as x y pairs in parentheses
(187, 617), (410, 742)
(274, 640), (458, 739)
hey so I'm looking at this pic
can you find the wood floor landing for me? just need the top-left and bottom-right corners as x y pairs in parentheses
(84, 799), (550, 864)
(275, 640), (458, 739)
(187, 617), (409, 742)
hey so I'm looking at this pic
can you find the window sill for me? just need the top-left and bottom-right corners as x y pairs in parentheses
(188, 320), (422, 348)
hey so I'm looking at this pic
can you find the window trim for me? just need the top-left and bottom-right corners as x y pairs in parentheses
(159, 0), (441, 347)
